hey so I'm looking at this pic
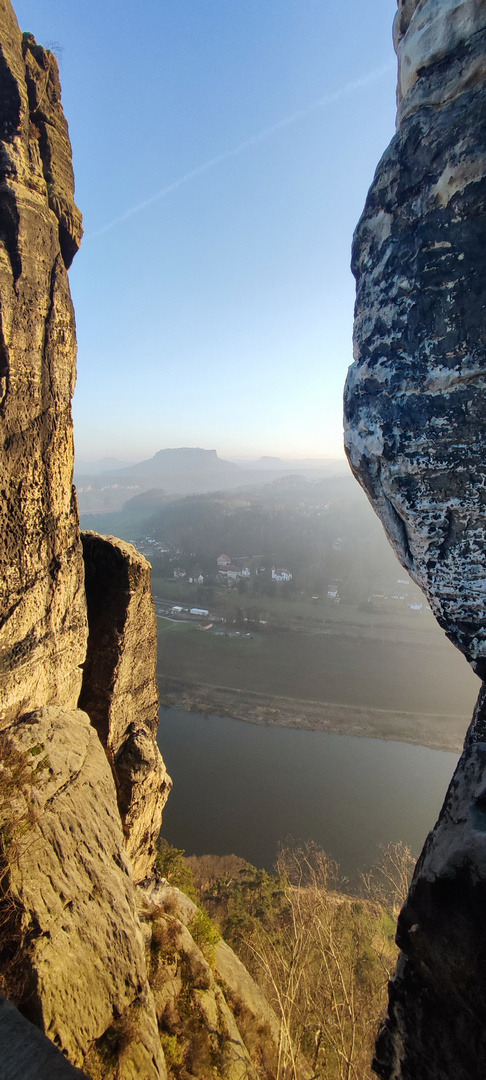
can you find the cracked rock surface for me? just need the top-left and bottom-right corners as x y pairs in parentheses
(344, 0), (486, 676)
(0, 1), (86, 720)
(79, 533), (172, 884)
(2, 707), (165, 1079)
(344, 1), (486, 1076)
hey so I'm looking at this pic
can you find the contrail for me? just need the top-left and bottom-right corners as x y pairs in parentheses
(89, 61), (394, 239)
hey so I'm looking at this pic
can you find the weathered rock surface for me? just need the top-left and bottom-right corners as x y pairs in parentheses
(344, 1), (486, 1076)
(79, 533), (172, 883)
(139, 880), (283, 1080)
(344, 0), (486, 677)
(214, 940), (281, 1080)
(1, 707), (166, 1079)
(0, 2), (86, 720)
(374, 687), (486, 1080)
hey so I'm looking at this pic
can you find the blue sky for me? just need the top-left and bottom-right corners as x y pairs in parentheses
(14, 0), (397, 462)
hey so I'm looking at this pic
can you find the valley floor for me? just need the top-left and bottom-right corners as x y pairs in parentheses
(159, 676), (468, 753)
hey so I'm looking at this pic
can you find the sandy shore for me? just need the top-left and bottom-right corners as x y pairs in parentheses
(158, 677), (468, 753)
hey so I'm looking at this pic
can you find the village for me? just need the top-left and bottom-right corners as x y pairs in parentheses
(133, 535), (430, 642)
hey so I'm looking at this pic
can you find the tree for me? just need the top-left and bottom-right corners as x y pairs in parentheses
(239, 843), (407, 1080)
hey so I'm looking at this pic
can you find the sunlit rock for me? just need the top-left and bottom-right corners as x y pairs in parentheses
(79, 533), (172, 883)
(0, 6), (86, 720)
(1, 707), (165, 1078)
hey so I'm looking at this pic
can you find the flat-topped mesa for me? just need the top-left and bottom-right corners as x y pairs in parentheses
(344, 2), (486, 1077)
(344, 0), (486, 679)
(0, 7), (86, 720)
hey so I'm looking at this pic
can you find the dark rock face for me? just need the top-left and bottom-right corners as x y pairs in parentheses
(0, 996), (89, 1079)
(79, 533), (172, 883)
(344, 1), (486, 1076)
(0, 3), (86, 721)
(345, 7), (486, 674)
(374, 687), (486, 1080)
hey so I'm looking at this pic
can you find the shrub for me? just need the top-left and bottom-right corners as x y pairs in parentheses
(155, 838), (197, 901)
(188, 908), (220, 968)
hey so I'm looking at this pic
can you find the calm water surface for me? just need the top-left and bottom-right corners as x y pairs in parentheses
(157, 708), (459, 883)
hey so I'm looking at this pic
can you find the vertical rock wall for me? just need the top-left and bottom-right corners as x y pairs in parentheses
(0, 5), (168, 1074)
(344, 1), (486, 1076)
(79, 533), (172, 884)
(0, 2), (87, 720)
(345, 0), (486, 675)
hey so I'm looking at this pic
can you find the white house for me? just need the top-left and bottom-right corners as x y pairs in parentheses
(271, 567), (292, 582)
(218, 562), (243, 581)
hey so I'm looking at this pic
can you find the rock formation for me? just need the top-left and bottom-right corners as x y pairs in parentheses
(1, 709), (166, 1078)
(0, 996), (89, 1079)
(0, 2), (86, 721)
(0, 4), (169, 1074)
(344, 0), (486, 1076)
(138, 879), (287, 1080)
(0, 5), (286, 1078)
(79, 533), (172, 884)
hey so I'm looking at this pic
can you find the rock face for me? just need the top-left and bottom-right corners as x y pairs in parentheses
(344, 1), (486, 1076)
(0, 708), (165, 1079)
(0, 3), (87, 720)
(344, 0), (486, 677)
(79, 533), (172, 884)
(0, 4), (170, 1074)
(374, 688), (486, 1080)
(138, 880), (284, 1080)
(0, 5), (284, 1078)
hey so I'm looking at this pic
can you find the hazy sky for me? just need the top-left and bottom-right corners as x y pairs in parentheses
(14, 0), (397, 462)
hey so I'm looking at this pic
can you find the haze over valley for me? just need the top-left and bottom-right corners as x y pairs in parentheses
(77, 444), (477, 880)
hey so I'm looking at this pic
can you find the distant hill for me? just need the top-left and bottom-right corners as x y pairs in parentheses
(74, 456), (136, 475)
(119, 447), (239, 476)
(74, 449), (351, 513)
(123, 488), (168, 511)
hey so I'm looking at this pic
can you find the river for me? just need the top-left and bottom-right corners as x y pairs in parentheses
(157, 707), (459, 884)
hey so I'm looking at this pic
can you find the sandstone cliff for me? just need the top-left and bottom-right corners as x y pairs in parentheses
(79, 533), (172, 884)
(344, 1), (486, 1076)
(0, 5), (285, 1077)
(0, 3), (168, 1074)
(0, 0), (86, 721)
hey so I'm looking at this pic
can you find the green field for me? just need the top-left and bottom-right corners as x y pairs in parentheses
(156, 617), (478, 720)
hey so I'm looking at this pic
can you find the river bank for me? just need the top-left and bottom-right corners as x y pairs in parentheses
(158, 676), (468, 753)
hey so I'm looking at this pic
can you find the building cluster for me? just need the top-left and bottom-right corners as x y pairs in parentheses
(216, 553), (292, 584)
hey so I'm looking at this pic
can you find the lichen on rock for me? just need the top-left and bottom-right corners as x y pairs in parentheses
(344, 0), (486, 678)
(344, 1), (486, 1076)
